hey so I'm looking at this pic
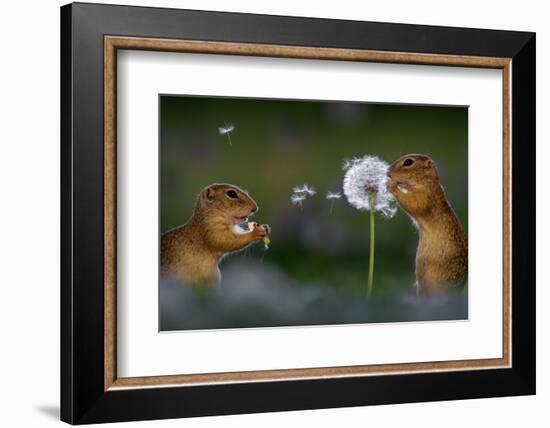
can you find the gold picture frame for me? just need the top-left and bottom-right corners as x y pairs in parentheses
(103, 36), (512, 391)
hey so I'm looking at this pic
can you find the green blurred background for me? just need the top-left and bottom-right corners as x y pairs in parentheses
(159, 95), (468, 330)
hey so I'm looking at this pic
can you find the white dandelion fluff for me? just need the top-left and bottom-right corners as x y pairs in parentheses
(218, 123), (235, 145)
(218, 123), (235, 135)
(325, 191), (342, 200)
(290, 184), (316, 210)
(342, 155), (397, 218)
(342, 158), (356, 170)
(397, 184), (410, 194)
(342, 155), (397, 296)
(326, 191), (342, 215)
(290, 193), (306, 208)
(292, 184), (316, 196)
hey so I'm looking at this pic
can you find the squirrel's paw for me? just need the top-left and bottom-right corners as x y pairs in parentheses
(253, 224), (270, 239)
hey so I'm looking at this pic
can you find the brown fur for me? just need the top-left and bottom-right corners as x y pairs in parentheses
(161, 183), (270, 287)
(388, 154), (467, 296)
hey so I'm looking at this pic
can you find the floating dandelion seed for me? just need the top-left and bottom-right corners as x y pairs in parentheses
(342, 155), (397, 297)
(325, 191), (342, 215)
(290, 183), (316, 211)
(218, 123), (235, 146)
(326, 191), (342, 199)
(292, 184), (316, 196)
(290, 193), (307, 210)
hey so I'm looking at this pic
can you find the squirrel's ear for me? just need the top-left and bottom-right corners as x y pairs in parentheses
(200, 187), (216, 203)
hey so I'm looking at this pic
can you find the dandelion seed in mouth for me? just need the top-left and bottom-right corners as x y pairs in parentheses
(325, 191), (342, 215)
(218, 123), (235, 146)
(290, 193), (306, 210)
(397, 184), (409, 194)
(292, 184), (316, 196)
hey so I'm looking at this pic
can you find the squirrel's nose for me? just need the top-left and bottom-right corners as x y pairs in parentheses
(250, 206), (257, 213)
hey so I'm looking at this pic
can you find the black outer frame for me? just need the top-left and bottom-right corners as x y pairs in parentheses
(60, 2), (535, 424)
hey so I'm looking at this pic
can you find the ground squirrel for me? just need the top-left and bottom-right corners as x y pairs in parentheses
(161, 183), (270, 287)
(388, 154), (467, 295)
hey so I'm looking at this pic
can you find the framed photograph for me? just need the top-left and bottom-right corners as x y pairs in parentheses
(60, 2), (535, 424)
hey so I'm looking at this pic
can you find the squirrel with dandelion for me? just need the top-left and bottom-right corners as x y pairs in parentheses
(387, 154), (467, 296)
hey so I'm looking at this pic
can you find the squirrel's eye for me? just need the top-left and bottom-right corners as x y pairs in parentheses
(403, 158), (414, 167)
(226, 190), (238, 199)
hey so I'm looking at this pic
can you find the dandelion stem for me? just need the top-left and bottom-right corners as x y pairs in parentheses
(367, 206), (375, 297)
(227, 134), (232, 146)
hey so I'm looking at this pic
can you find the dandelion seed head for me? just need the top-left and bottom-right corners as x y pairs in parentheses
(218, 123), (235, 135)
(292, 184), (316, 196)
(342, 155), (397, 218)
(326, 191), (342, 200)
